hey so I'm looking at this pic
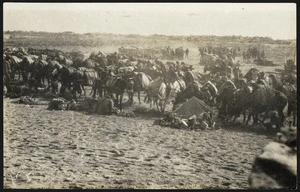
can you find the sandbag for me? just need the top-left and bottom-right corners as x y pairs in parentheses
(6, 85), (28, 98)
(48, 97), (68, 110)
(15, 96), (41, 105)
(248, 126), (297, 189)
(157, 113), (188, 129)
(94, 97), (114, 115)
(116, 110), (135, 117)
(76, 98), (97, 112)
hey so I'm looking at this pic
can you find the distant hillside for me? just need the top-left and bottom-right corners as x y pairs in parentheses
(3, 30), (295, 47)
(3, 30), (296, 64)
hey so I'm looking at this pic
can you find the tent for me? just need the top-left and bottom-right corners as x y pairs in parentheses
(173, 96), (213, 118)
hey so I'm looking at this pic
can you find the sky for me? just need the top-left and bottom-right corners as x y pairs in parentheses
(3, 3), (297, 40)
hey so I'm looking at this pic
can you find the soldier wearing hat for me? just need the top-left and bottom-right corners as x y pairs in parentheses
(257, 71), (265, 85)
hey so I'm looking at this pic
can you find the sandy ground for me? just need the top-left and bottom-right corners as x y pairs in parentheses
(3, 95), (274, 189)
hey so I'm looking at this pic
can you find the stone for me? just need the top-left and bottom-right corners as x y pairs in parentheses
(249, 142), (297, 189)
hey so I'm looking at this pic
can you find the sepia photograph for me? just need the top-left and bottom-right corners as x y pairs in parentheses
(3, 2), (297, 189)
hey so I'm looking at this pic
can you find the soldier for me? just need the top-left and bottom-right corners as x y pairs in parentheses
(185, 48), (189, 59)
(265, 110), (282, 130)
(256, 71), (266, 85)
(64, 87), (74, 101)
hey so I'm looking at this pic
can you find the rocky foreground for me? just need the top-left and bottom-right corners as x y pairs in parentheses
(4, 97), (274, 189)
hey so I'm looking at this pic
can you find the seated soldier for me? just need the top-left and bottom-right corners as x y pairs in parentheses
(64, 87), (74, 101)
(250, 80), (259, 92)
(51, 80), (59, 94)
(194, 112), (212, 130)
(256, 71), (265, 85)
(202, 112), (214, 127)
(264, 110), (282, 130)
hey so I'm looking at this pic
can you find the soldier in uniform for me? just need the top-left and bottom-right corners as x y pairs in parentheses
(185, 48), (189, 59)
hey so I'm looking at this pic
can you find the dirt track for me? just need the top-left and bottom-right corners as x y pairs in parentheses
(3, 97), (274, 189)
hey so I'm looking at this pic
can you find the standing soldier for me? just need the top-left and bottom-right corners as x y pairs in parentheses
(185, 48), (189, 59)
(171, 49), (175, 60)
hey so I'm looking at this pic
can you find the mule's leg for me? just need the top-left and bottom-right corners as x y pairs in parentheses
(75, 84), (81, 98)
(287, 103), (292, 117)
(127, 92), (132, 104)
(242, 109), (247, 124)
(60, 83), (66, 96)
(252, 113), (259, 126)
(119, 94), (123, 111)
(138, 91), (141, 105)
(232, 116), (237, 123)
(223, 103), (228, 123)
(46, 76), (51, 90)
(93, 85), (98, 98)
(162, 100), (166, 113)
(41, 76), (45, 87)
(115, 94), (119, 108)
(156, 97), (160, 112)
(149, 97), (153, 109)
(94, 87), (98, 98)
(251, 114), (256, 126)
(99, 87), (103, 97)
(103, 88), (106, 97)
(40, 76), (44, 88)
(130, 92), (134, 106)
(43, 76), (47, 87)
(90, 85), (95, 97)
(245, 111), (252, 125)
(22, 72), (27, 82)
(52, 81), (58, 94)
(159, 100), (164, 113)
(279, 110), (285, 122)
(261, 111), (268, 123)
(293, 111), (296, 126)
(127, 92), (130, 102)
(10, 71), (15, 81)
(4, 75), (11, 93)
(18, 70), (22, 80)
(81, 84), (86, 96)
(144, 91), (149, 103)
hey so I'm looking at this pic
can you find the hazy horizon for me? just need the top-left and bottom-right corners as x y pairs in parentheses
(4, 3), (296, 40)
(3, 29), (296, 41)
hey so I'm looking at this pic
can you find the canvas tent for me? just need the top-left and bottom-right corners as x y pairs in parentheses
(173, 96), (213, 118)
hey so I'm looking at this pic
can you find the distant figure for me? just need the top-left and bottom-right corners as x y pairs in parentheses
(185, 48), (189, 59)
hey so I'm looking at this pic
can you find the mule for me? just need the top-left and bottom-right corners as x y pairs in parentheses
(168, 77), (186, 104)
(282, 83), (297, 126)
(132, 72), (152, 104)
(244, 84), (288, 128)
(147, 77), (169, 113)
(103, 75), (131, 111)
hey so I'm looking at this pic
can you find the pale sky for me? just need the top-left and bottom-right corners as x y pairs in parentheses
(3, 3), (297, 40)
